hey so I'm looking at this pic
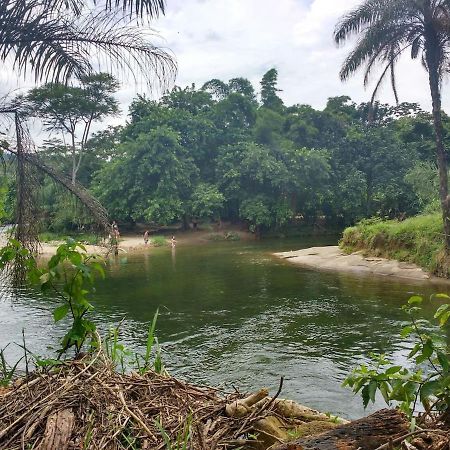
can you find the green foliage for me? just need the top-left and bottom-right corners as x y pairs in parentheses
(405, 162), (440, 212)
(206, 231), (240, 241)
(0, 345), (22, 387)
(0, 238), (105, 355)
(344, 294), (450, 418)
(260, 68), (284, 111)
(14, 69), (443, 235)
(40, 240), (105, 355)
(151, 236), (167, 247)
(154, 413), (192, 450)
(104, 310), (165, 375)
(39, 231), (101, 245)
(190, 183), (225, 220)
(240, 195), (273, 230)
(27, 73), (119, 184)
(340, 214), (446, 276)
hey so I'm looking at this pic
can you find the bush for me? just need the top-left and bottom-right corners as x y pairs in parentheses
(39, 232), (101, 245)
(206, 232), (240, 241)
(151, 236), (167, 247)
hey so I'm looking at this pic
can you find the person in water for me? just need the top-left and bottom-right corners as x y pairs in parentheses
(171, 236), (176, 248)
(143, 230), (149, 245)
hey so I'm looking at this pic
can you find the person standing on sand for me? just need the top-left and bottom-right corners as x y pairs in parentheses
(171, 236), (176, 248)
(143, 230), (149, 245)
(112, 220), (120, 238)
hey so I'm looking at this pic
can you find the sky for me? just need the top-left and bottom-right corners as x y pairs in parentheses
(143, 0), (450, 112)
(3, 0), (450, 134)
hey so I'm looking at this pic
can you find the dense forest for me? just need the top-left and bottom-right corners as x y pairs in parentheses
(0, 68), (443, 234)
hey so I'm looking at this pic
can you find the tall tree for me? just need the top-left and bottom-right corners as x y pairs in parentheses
(27, 73), (120, 184)
(260, 69), (284, 111)
(334, 0), (450, 250)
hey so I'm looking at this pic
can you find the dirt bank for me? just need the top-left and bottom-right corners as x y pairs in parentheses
(274, 246), (444, 282)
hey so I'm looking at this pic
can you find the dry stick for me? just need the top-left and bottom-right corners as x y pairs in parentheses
(374, 429), (449, 450)
(259, 376), (284, 414)
(233, 376), (284, 439)
(0, 336), (103, 440)
(94, 376), (157, 443)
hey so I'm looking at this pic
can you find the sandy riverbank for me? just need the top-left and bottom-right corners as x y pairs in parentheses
(36, 229), (253, 258)
(274, 245), (444, 282)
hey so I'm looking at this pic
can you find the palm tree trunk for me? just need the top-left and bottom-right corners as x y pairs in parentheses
(426, 50), (450, 252)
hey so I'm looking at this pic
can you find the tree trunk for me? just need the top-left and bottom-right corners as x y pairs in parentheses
(271, 409), (408, 450)
(425, 38), (450, 252)
(71, 133), (77, 185)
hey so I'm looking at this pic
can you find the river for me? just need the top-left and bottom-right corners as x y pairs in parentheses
(1, 236), (449, 419)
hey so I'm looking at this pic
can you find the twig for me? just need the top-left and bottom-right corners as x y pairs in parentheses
(374, 429), (449, 450)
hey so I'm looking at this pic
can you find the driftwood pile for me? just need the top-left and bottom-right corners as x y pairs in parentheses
(0, 351), (449, 449)
(0, 351), (343, 450)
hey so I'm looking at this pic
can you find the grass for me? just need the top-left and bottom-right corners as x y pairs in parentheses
(340, 213), (449, 277)
(151, 236), (167, 247)
(206, 231), (240, 241)
(39, 231), (101, 245)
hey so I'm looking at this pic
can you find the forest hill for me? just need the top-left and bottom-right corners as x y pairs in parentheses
(0, 69), (441, 234)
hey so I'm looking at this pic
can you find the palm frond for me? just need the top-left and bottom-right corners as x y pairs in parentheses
(0, 0), (176, 85)
(35, 0), (166, 19)
(334, 0), (388, 44)
(339, 22), (411, 80)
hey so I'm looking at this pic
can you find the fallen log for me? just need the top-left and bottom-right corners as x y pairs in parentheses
(271, 408), (409, 450)
(40, 409), (75, 450)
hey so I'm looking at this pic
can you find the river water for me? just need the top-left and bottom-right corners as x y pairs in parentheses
(1, 236), (449, 419)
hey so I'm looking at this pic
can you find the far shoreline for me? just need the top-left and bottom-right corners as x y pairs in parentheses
(35, 228), (254, 258)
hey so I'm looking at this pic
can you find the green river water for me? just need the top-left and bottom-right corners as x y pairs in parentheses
(1, 236), (449, 419)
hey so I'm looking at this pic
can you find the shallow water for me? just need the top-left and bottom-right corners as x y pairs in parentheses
(1, 236), (449, 419)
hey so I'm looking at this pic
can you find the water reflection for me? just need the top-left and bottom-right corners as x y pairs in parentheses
(0, 236), (448, 419)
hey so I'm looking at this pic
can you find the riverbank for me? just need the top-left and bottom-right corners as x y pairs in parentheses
(275, 246), (441, 282)
(36, 228), (253, 258)
(340, 214), (449, 278)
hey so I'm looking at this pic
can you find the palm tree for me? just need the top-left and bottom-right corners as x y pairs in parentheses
(334, 0), (450, 251)
(0, 0), (175, 84)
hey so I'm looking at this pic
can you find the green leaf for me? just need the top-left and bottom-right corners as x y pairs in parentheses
(408, 296), (423, 305)
(368, 380), (377, 403)
(400, 325), (414, 338)
(408, 343), (421, 359)
(39, 272), (51, 284)
(361, 384), (370, 408)
(434, 304), (450, 319)
(385, 366), (402, 375)
(437, 352), (450, 372)
(68, 251), (82, 266)
(423, 339), (434, 359)
(420, 380), (441, 403)
(53, 304), (70, 322)
(439, 311), (450, 327)
(434, 294), (450, 300)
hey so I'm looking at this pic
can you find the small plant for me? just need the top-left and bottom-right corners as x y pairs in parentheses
(0, 345), (22, 387)
(154, 413), (192, 450)
(0, 238), (105, 356)
(151, 236), (167, 247)
(104, 324), (133, 373)
(344, 293), (450, 419)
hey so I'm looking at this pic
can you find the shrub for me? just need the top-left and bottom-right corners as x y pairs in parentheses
(151, 236), (167, 247)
